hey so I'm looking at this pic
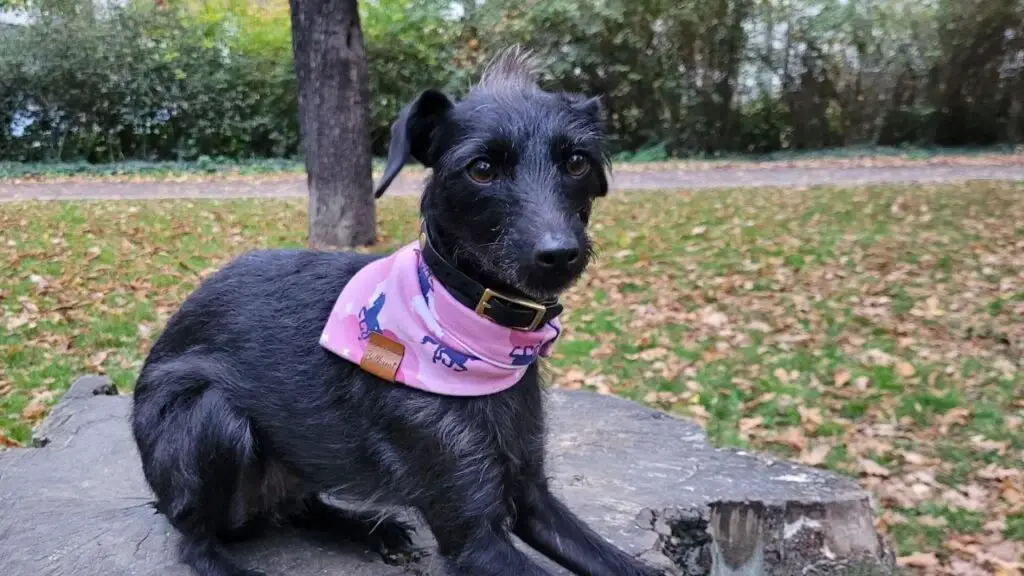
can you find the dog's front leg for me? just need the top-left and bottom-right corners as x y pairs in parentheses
(412, 475), (555, 576)
(514, 481), (665, 576)
(433, 526), (555, 576)
(420, 512), (554, 576)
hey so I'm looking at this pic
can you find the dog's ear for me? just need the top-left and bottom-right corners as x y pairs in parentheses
(374, 89), (454, 199)
(564, 93), (602, 123)
(572, 95), (602, 122)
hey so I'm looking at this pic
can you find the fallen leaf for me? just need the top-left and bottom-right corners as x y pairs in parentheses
(635, 347), (669, 361)
(89, 350), (109, 366)
(858, 458), (891, 477)
(799, 443), (831, 466)
(941, 486), (987, 512)
(984, 519), (1008, 533)
(993, 358), (1016, 377)
(701, 349), (721, 363)
(747, 321), (772, 332)
(769, 427), (808, 451)
(21, 399), (50, 421)
(971, 435), (1010, 454)
(5, 314), (30, 330)
(915, 515), (947, 528)
(833, 369), (851, 386)
(739, 416), (764, 433)
(896, 552), (939, 568)
(589, 376), (613, 396)
(0, 431), (21, 448)
(688, 404), (710, 426)
(561, 368), (586, 389)
(900, 451), (933, 466)
(741, 392), (776, 411)
(941, 407), (972, 427)
(699, 307), (729, 328)
(878, 480), (932, 508)
(986, 541), (1020, 563)
(948, 558), (990, 576)
(798, 406), (823, 432)
(895, 361), (916, 378)
(28, 273), (49, 291)
(861, 348), (896, 367)
(1001, 485), (1023, 506)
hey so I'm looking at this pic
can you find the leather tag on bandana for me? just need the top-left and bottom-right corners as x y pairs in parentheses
(360, 333), (405, 382)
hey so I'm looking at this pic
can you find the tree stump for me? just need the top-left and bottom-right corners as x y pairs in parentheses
(0, 376), (895, 575)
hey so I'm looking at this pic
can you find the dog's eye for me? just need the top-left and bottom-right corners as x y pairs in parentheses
(467, 159), (496, 184)
(566, 153), (590, 178)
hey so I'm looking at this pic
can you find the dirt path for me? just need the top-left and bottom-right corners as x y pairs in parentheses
(2, 163), (1024, 201)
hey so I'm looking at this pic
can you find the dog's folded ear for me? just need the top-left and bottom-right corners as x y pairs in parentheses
(571, 95), (602, 122)
(562, 92), (602, 123)
(374, 89), (454, 199)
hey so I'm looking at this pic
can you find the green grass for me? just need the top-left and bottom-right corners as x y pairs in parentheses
(0, 157), (309, 181)
(2, 182), (1023, 572)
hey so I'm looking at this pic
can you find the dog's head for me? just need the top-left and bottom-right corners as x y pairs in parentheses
(374, 46), (609, 301)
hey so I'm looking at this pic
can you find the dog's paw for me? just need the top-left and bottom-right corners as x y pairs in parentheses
(369, 518), (428, 566)
(365, 517), (417, 553)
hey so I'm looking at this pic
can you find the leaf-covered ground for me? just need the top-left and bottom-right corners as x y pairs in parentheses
(1, 182), (1022, 574)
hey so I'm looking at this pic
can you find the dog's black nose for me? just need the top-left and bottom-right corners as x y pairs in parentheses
(534, 234), (580, 269)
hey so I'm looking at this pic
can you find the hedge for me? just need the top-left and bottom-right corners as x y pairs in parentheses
(1, 0), (1021, 162)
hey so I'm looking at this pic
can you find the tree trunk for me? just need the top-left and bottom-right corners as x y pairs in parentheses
(288, 0), (376, 249)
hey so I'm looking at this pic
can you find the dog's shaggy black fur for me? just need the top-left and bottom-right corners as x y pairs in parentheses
(131, 47), (665, 576)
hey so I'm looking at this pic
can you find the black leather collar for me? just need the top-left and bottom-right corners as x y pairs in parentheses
(418, 223), (563, 331)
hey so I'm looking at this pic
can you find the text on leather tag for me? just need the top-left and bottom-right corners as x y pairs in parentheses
(360, 332), (405, 382)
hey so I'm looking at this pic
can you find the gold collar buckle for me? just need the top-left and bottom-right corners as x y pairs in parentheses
(475, 288), (547, 331)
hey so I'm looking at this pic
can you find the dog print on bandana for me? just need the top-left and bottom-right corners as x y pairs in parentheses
(320, 242), (562, 396)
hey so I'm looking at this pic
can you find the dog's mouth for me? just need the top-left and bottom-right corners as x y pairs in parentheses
(470, 235), (591, 303)
(517, 263), (586, 301)
(429, 224), (588, 305)
(453, 250), (563, 303)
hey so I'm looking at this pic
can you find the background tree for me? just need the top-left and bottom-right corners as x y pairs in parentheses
(288, 0), (375, 248)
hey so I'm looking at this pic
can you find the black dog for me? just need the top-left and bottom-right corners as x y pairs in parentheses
(131, 47), (665, 576)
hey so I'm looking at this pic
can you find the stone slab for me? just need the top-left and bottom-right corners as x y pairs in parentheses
(0, 376), (894, 575)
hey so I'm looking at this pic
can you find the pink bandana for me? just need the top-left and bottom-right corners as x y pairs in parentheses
(319, 241), (562, 396)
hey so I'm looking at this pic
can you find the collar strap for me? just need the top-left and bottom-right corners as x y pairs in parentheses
(418, 224), (563, 331)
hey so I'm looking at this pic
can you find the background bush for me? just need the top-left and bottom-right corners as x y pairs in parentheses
(0, 0), (1022, 162)
(0, 0), (300, 161)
